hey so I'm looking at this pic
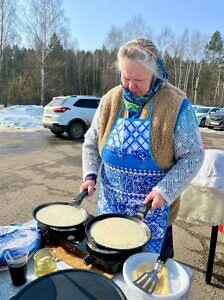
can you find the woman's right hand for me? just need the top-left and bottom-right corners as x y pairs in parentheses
(80, 180), (96, 197)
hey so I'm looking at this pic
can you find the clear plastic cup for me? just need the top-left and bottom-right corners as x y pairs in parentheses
(4, 247), (29, 286)
(33, 248), (57, 277)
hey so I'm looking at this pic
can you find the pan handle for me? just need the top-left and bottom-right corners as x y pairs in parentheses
(135, 201), (152, 220)
(72, 189), (88, 206)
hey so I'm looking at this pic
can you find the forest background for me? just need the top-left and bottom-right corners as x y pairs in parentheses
(0, 0), (224, 107)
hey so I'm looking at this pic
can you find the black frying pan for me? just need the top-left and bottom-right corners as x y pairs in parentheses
(33, 190), (88, 231)
(85, 202), (152, 252)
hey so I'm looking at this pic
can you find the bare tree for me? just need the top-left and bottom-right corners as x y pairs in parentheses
(193, 59), (203, 104)
(105, 15), (153, 51)
(156, 27), (174, 62)
(168, 30), (190, 89)
(123, 15), (153, 42)
(220, 82), (224, 106)
(169, 38), (180, 87)
(183, 59), (192, 93)
(213, 67), (221, 105)
(183, 31), (201, 93)
(22, 0), (69, 106)
(189, 32), (207, 103)
(105, 25), (123, 50)
(177, 30), (189, 89)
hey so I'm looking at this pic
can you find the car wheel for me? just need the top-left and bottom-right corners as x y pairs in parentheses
(68, 122), (86, 139)
(50, 129), (64, 137)
(200, 118), (206, 127)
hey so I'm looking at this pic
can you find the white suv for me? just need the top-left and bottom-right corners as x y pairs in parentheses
(43, 95), (101, 139)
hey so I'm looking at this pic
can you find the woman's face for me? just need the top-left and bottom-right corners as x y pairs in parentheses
(120, 59), (153, 96)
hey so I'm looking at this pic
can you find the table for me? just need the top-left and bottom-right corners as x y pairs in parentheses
(0, 258), (72, 300)
(0, 248), (193, 300)
(178, 149), (224, 284)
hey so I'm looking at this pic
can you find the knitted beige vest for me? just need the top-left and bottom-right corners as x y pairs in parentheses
(98, 84), (186, 224)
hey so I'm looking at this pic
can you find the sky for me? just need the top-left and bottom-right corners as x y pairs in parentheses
(62, 0), (224, 50)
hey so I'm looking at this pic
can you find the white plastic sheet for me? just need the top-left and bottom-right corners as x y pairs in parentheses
(191, 149), (224, 192)
(178, 149), (224, 225)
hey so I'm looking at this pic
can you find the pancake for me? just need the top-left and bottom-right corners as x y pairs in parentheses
(133, 261), (170, 295)
(36, 204), (86, 227)
(90, 217), (148, 249)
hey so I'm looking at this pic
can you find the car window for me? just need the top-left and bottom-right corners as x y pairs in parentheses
(47, 98), (67, 106)
(194, 107), (210, 113)
(210, 108), (220, 113)
(74, 99), (100, 109)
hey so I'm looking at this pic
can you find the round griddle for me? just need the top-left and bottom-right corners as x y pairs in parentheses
(33, 190), (88, 231)
(85, 212), (151, 252)
(11, 269), (127, 300)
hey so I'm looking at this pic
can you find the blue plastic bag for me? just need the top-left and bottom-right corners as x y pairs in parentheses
(0, 223), (41, 267)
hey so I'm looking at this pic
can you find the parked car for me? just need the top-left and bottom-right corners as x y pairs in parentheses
(206, 107), (224, 130)
(43, 95), (101, 139)
(193, 106), (220, 127)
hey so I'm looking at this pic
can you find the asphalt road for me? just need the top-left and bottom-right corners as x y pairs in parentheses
(0, 127), (224, 299)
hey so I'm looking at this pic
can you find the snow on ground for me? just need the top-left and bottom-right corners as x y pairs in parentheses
(0, 105), (44, 129)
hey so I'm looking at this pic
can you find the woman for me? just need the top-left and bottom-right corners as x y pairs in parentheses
(80, 37), (204, 255)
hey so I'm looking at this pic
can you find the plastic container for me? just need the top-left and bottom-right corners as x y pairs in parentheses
(123, 252), (190, 300)
(33, 248), (57, 277)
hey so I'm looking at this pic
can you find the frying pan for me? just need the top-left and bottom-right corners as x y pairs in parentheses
(33, 190), (88, 231)
(85, 202), (152, 252)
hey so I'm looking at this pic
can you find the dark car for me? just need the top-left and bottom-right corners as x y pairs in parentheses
(206, 108), (224, 130)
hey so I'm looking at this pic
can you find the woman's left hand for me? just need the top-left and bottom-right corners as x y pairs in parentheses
(143, 189), (165, 210)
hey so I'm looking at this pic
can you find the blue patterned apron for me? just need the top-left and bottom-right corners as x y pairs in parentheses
(98, 99), (170, 253)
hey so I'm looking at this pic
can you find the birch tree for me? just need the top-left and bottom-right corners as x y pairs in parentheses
(169, 38), (180, 87)
(177, 30), (189, 89)
(156, 27), (174, 62)
(105, 25), (123, 50)
(105, 15), (153, 51)
(220, 82), (224, 106)
(23, 0), (69, 106)
(184, 31), (207, 102)
(193, 59), (203, 104)
(123, 15), (153, 42)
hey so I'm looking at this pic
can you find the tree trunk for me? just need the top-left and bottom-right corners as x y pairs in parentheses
(220, 82), (224, 106)
(178, 59), (182, 89)
(191, 60), (196, 101)
(183, 59), (192, 93)
(213, 68), (221, 106)
(173, 58), (177, 87)
(193, 60), (202, 104)
(40, 46), (45, 106)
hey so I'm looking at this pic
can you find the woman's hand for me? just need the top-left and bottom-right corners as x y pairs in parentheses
(143, 189), (165, 210)
(80, 180), (96, 197)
